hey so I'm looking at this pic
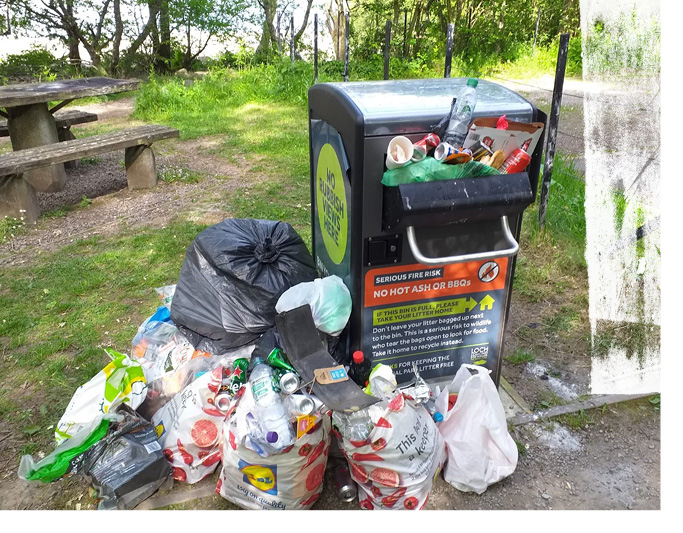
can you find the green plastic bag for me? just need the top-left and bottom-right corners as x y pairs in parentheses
(382, 158), (500, 186)
(18, 416), (113, 482)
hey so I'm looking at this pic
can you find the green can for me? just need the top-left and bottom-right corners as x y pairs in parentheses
(224, 357), (249, 396)
(266, 348), (296, 373)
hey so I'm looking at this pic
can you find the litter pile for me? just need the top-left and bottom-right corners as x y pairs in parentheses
(18, 82), (530, 510)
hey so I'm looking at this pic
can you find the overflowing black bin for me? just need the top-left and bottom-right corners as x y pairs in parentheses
(308, 78), (546, 386)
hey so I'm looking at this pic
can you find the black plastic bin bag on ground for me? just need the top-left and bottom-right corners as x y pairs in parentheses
(171, 219), (318, 353)
(80, 406), (172, 510)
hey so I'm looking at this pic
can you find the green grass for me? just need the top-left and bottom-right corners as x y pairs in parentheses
(0, 219), (208, 441)
(556, 409), (593, 430)
(80, 156), (102, 166)
(159, 167), (204, 184)
(505, 348), (536, 365)
(0, 215), (28, 243)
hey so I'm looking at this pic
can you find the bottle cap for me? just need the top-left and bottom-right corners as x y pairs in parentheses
(467, 78), (478, 88)
(434, 412), (444, 423)
(266, 431), (278, 443)
(352, 351), (364, 364)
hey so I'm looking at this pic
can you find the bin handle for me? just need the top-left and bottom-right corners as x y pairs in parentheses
(406, 216), (519, 266)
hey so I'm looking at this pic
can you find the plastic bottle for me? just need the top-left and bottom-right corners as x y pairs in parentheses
(348, 351), (371, 387)
(444, 78), (479, 149)
(333, 410), (374, 442)
(249, 357), (296, 454)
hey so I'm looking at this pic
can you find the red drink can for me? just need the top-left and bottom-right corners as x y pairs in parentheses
(499, 148), (531, 174)
(412, 133), (441, 160)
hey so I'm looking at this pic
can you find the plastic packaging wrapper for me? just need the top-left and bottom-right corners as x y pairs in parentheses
(170, 218), (318, 352)
(152, 367), (227, 484)
(335, 391), (446, 510)
(275, 276), (352, 336)
(138, 344), (254, 421)
(218, 391), (332, 510)
(18, 416), (113, 483)
(80, 407), (173, 510)
(381, 158), (500, 186)
(155, 285), (176, 309)
(132, 318), (211, 384)
(436, 364), (518, 494)
(56, 349), (147, 445)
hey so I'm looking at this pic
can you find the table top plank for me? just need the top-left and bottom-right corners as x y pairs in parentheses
(0, 125), (178, 175)
(0, 77), (140, 109)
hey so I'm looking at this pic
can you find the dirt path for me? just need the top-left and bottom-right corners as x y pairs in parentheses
(0, 99), (262, 267)
(0, 90), (660, 511)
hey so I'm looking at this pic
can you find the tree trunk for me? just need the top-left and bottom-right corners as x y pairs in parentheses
(121, 0), (160, 74)
(256, 0), (278, 55)
(67, 34), (81, 71)
(325, 0), (344, 60)
(183, 21), (192, 69)
(110, 0), (124, 75)
(158, 0), (172, 72)
(294, 0), (314, 46)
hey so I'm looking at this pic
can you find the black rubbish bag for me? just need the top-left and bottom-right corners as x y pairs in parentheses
(171, 219), (318, 352)
(80, 407), (172, 510)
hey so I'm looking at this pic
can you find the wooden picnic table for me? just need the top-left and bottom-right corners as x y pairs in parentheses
(0, 77), (140, 192)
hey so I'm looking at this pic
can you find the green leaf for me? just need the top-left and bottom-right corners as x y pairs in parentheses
(540, 400), (550, 408)
(39, 404), (48, 416)
(649, 394), (660, 405)
(23, 425), (41, 436)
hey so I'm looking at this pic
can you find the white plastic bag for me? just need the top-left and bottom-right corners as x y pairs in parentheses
(218, 396), (331, 510)
(152, 367), (227, 484)
(337, 392), (445, 510)
(275, 275), (351, 336)
(437, 364), (518, 494)
(56, 349), (147, 444)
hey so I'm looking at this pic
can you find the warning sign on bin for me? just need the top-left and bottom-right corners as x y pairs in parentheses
(362, 259), (509, 382)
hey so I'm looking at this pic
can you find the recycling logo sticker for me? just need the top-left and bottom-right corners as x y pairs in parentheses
(478, 261), (500, 283)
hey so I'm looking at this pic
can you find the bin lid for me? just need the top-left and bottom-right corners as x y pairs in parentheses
(318, 78), (535, 136)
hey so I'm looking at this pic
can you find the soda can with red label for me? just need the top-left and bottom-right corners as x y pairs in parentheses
(412, 133), (441, 161)
(499, 148), (531, 174)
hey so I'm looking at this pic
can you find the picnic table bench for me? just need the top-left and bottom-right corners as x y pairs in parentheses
(0, 77), (140, 192)
(0, 109), (98, 138)
(0, 125), (179, 223)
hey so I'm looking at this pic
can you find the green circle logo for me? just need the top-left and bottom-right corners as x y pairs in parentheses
(316, 143), (348, 265)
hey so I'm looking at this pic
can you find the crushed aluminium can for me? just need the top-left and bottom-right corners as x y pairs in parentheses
(334, 463), (358, 503)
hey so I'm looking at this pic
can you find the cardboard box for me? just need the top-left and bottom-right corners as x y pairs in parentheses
(463, 118), (545, 159)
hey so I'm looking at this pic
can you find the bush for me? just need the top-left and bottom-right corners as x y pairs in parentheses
(0, 45), (69, 82)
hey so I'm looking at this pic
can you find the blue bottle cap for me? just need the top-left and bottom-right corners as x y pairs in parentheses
(266, 431), (278, 443)
(434, 412), (444, 423)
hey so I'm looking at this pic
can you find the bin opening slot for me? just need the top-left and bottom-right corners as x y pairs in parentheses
(382, 172), (533, 231)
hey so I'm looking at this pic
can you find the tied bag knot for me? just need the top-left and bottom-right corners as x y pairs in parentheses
(254, 237), (280, 264)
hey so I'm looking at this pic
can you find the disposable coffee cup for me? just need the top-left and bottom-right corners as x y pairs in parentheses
(386, 136), (414, 169)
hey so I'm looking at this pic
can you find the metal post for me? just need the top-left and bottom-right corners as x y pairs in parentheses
(343, 12), (350, 82)
(444, 23), (454, 78)
(538, 33), (570, 229)
(383, 20), (391, 80)
(314, 14), (319, 83)
(277, 12), (282, 54)
(337, 11), (341, 60)
(403, 9), (408, 58)
(532, 7), (541, 56)
(290, 16), (295, 63)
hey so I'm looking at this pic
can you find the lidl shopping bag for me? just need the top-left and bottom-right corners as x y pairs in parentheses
(337, 393), (445, 510)
(437, 364), (518, 494)
(152, 367), (227, 484)
(56, 349), (147, 444)
(218, 407), (331, 510)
